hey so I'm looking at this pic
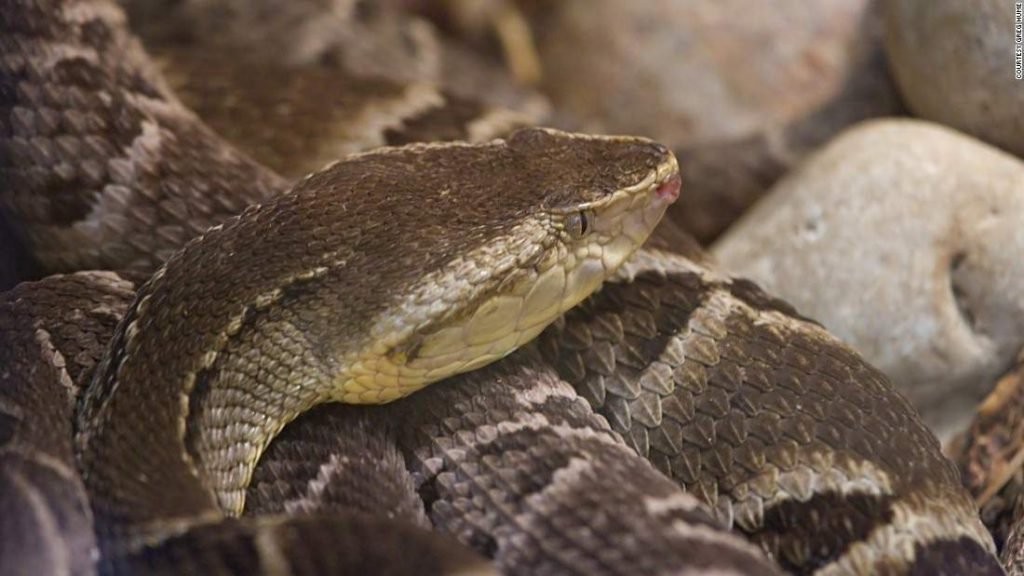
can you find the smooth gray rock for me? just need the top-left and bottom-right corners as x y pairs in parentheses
(713, 119), (1024, 438)
(884, 0), (1024, 157)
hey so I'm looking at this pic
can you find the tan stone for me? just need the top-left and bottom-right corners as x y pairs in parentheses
(884, 0), (1024, 157)
(713, 119), (1024, 438)
(530, 0), (902, 242)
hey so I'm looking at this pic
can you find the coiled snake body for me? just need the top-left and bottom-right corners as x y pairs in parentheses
(0, 0), (1006, 574)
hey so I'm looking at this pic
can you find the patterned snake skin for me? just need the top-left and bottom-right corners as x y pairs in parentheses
(0, 0), (1006, 574)
(541, 249), (1001, 575)
(0, 272), (131, 575)
(243, 239), (1006, 575)
(0, 0), (534, 281)
(0, 273), (498, 576)
(1, 270), (781, 576)
(247, 348), (785, 576)
(0, 0), (286, 277)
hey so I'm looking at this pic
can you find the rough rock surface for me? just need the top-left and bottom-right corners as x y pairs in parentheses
(884, 0), (1024, 157)
(713, 119), (1024, 438)
(529, 0), (903, 242)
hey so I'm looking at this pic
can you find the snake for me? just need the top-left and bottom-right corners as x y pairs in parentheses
(0, 0), (1008, 574)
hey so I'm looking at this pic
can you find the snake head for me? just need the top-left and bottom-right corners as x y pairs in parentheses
(347, 128), (680, 403)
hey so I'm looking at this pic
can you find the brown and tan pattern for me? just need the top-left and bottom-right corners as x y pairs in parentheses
(1005, 496), (1024, 576)
(241, 244), (1005, 575)
(74, 127), (676, 553)
(246, 406), (430, 527)
(244, 349), (782, 575)
(158, 46), (539, 180)
(0, 272), (134, 576)
(1, 272), (497, 576)
(0, 267), (780, 576)
(539, 248), (1000, 574)
(389, 349), (780, 576)
(0, 0), (541, 288)
(0, 0), (287, 277)
(0, 0), (1007, 575)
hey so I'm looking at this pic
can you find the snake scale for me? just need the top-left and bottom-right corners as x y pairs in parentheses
(0, 0), (1007, 574)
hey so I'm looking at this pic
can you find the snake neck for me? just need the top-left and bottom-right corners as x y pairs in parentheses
(183, 318), (350, 516)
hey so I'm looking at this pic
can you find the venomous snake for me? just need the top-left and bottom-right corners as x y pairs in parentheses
(0, 0), (1008, 574)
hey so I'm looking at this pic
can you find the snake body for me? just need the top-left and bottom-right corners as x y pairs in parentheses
(542, 247), (1000, 574)
(0, 272), (489, 576)
(4, 268), (784, 576)
(155, 44), (539, 181)
(0, 0), (1008, 574)
(0, 0), (534, 281)
(0, 272), (131, 576)
(75, 121), (679, 554)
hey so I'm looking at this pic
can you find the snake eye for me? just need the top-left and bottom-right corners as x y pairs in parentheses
(566, 210), (593, 238)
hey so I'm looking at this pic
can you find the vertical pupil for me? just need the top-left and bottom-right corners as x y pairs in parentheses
(578, 212), (588, 234)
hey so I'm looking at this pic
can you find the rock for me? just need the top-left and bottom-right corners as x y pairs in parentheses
(713, 119), (1024, 438)
(528, 0), (902, 242)
(884, 0), (1024, 157)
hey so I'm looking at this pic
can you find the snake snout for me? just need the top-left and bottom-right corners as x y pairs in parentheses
(656, 172), (682, 203)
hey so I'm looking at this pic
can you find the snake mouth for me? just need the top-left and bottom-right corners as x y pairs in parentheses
(605, 155), (680, 249)
(657, 172), (682, 202)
